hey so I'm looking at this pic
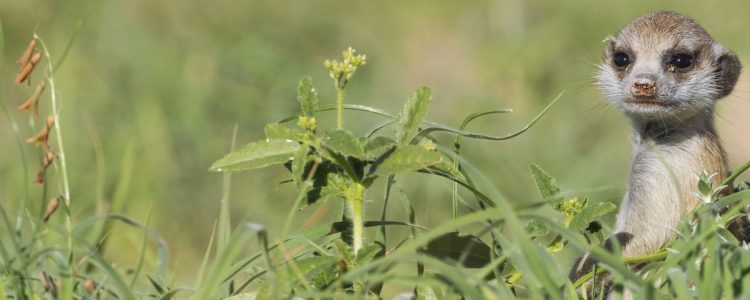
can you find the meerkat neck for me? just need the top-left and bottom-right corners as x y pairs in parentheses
(630, 111), (718, 144)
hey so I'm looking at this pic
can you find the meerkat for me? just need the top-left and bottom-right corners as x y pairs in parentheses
(570, 10), (742, 292)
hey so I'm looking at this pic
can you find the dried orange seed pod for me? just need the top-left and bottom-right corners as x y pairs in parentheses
(14, 52), (43, 84)
(17, 81), (45, 116)
(25, 126), (49, 144)
(43, 197), (60, 222)
(84, 279), (97, 295)
(30, 52), (43, 64)
(17, 39), (37, 69)
(15, 63), (34, 84)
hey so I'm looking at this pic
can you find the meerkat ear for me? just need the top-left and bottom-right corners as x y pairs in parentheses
(714, 46), (741, 99)
(603, 37), (616, 55)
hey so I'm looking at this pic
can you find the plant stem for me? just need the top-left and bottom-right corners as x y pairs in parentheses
(345, 182), (365, 254)
(336, 87), (345, 129)
(722, 159), (750, 187)
(36, 37), (71, 205)
(37, 35), (75, 299)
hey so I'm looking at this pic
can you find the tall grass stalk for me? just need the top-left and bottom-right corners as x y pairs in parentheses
(35, 34), (78, 299)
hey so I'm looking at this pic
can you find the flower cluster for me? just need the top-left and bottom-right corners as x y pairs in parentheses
(324, 47), (366, 89)
(558, 197), (585, 227)
(297, 115), (317, 132)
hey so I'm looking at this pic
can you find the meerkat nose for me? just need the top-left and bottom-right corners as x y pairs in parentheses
(631, 74), (657, 97)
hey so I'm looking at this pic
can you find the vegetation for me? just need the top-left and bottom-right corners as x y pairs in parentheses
(2, 2), (750, 299)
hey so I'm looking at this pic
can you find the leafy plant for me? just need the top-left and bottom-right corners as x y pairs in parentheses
(209, 48), (565, 297)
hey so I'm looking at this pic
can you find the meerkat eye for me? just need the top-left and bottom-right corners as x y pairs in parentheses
(613, 52), (631, 67)
(670, 53), (694, 69)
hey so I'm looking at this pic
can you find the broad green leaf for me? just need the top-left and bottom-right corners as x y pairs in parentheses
(298, 164), (348, 208)
(364, 136), (396, 159)
(395, 87), (432, 145)
(525, 219), (549, 238)
(369, 145), (442, 177)
(568, 202), (617, 231)
(314, 172), (348, 204)
(322, 129), (365, 158)
(356, 245), (382, 265)
(584, 221), (606, 244)
(264, 123), (305, 142)
(529, 163), (560, 200)
(291, 144), (309, 187)
(546, 235), (566, 253)
(419, 232), (491, 268)
(297, 76), (319, 118)
(416, 285), (440, 300)
(209, 139), (299, 172)
(284, 256), (338, 289)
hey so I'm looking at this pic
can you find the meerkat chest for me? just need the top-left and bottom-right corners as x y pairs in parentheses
(629, 133), (726, 212)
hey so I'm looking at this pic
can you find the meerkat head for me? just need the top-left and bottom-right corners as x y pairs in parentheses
(598, 11), (741, 121)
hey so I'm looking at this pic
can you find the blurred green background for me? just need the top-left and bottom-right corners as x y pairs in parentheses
(2, 0), (750, 286)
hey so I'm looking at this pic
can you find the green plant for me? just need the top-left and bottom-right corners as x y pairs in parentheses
(208, 48), (581, 298)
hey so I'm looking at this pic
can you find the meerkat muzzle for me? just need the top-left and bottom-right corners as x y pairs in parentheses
(631, 75), (657, 97)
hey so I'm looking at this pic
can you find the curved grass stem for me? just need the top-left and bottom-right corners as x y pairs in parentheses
(37, 34), (75, 299)
(35, 36), (71, 205)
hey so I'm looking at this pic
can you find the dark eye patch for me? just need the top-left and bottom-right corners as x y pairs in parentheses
(670, 53), (694, 69)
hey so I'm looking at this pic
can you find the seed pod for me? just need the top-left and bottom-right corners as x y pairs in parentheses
(17, 39), (37, 70)
(14, 52), (43, 85)
(44, 150), (55, 166)
(17, 81), (45, 117)
(25, 125), (49, 145)
(25, 115), (55, 145)
(35, 170), (46, 184)
(43, 197), (61, 222)
(84, 278), (97, 295)
(30, 51), (43, 64)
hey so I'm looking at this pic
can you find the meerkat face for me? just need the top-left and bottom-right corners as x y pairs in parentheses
(598, 11), (741, 121)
